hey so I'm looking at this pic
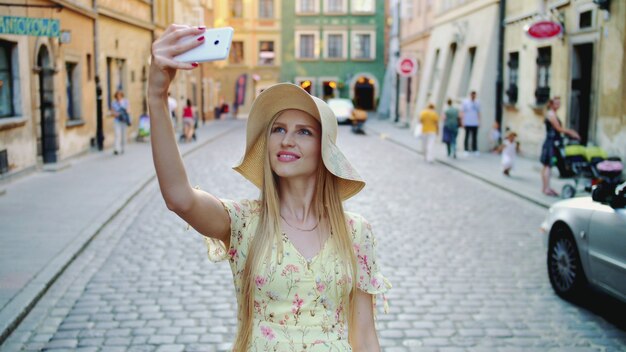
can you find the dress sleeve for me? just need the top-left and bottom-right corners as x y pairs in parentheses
(351, 215), (392, 296)
(204, 199), (250, 263)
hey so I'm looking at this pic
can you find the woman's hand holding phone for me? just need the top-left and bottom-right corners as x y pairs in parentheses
(149, 25), (206, 96)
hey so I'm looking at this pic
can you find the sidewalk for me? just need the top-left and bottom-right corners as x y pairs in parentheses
(365, 117), (572, 209)
(0, 118), (244, 343)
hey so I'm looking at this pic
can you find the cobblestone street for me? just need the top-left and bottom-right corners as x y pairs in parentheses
(2, 123), (625, 352)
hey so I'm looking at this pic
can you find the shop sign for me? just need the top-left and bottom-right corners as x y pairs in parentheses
(525, 20), (562, 40)
(0, 16), (60, 37)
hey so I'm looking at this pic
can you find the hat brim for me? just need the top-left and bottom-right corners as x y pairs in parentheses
(233, 83), (365, 200)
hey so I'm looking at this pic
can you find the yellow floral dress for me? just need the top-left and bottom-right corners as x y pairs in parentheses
(203, 199), (391, 351)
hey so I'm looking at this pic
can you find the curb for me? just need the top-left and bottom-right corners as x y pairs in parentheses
(0, 123), (241, 345)
(366, 125), (551, 209)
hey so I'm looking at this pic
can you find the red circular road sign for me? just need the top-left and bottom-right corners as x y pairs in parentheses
(397, 57), (417, 77)
(525, 20), (563, 40)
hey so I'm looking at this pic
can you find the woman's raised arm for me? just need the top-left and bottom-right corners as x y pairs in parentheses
(148, 24), (230, 245)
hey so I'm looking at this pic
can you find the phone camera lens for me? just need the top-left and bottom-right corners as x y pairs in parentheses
(214, 40), (220, 45)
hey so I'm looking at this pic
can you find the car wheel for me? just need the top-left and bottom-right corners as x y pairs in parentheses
(561, 184), (576, 199)
(547, 226), (587, 300)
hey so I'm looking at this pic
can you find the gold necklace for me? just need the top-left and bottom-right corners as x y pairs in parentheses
(280, 214), (320, 232)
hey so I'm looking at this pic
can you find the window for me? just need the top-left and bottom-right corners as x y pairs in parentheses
(324, 32), (347, 59)
(352, 31), (375, 59)
(506, 52), (519, 104)
(325, 0), (346, 13)
(106, 58), (126, 109)
(86, 53), (92, 81)
(322, 79), (339, 99)
(0, 40), (17, 118)
(296, 77), (315, 94)
(401, 0), (413, 19)
(259, 0), (274, 18)
(579, 10), (592, 29)
(297, 0), (319, 13)
(231, 0), (243, 18)
(230, 41), (244, 64)
(259, 41), (275, 65)
(535, 46), (551, 105)
(65, 62), (81, 120)
(351, 0), (374, 13)
(296, 31), (319, 59)
(458, 47), (476, 97)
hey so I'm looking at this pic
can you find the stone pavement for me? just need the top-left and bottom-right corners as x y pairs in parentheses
(364, 117), (572, 209)
(0, 118), (244, 344)
(2, 120), (624, 351)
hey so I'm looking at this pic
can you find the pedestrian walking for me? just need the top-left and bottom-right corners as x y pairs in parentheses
(442, 99), (460, 158)
(497, 131), (520, 176)
(148, 25), (390, 351)
(111, 90), (130, 155)
(214, 96), (225, 120)
(540, 96), (580, 196)
(167, 92), (177, 127)
(461, 90), (481, 155)
(181, 99), (195, 142)
(419, 103), (439, 163)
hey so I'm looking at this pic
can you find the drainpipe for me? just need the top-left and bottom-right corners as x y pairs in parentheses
(495, 0), (506, 130)
(392, 0), (400, 123)
(93, 0), (104, 150)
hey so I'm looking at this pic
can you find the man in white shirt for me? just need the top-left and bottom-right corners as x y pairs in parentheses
(461, 91), (480, 154)
(167, 92), (178, 127)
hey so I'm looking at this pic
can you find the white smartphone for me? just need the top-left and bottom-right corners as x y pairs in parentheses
(174, 27), (234, 63)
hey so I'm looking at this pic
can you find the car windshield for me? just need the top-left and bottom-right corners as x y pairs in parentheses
(328, 99), (353, 109)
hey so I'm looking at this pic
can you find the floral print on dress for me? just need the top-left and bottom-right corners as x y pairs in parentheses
(202, 199), (391, 351)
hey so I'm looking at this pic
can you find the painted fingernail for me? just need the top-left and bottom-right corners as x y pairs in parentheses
(191, 63), (198, 67)
(197, 36), (204, 41)
(198, 26), (206, 30)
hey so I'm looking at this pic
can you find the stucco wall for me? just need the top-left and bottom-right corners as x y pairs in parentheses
(414, 1), (499, 152)
(503, 0), (626, 161)
(97, 15), (152, 148)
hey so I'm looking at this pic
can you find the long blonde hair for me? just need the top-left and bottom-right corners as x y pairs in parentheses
(232, 113), (358, 351)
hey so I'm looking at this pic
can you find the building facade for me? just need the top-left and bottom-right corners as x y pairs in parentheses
(168, 0), (215, 125)
(0, 1), (223, 178)
(398, 0), (434, 124)
(280, 0), (387, 110)
(1, 0), (97, 176)
(413, 0), (500, 152)
(96, 0), (154, 149)
(210, 0), (282, 118)
(503, 0), (626, 161)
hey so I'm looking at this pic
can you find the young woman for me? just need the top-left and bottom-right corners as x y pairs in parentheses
(148, 24), (390, 351)
(540, 96), (580, 196)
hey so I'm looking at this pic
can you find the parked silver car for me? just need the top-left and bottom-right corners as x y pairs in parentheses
(540, 181), (626, 302)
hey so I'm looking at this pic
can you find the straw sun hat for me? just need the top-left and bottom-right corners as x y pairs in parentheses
(233, 83), (365, 200)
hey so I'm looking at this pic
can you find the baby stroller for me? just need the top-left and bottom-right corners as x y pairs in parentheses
(591, 159), (624, 205)
(553, 139), (608, 199)
(136, 114), (150, 142)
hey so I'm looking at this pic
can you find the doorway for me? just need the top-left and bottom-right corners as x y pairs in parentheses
(354, 76), (374, 110)
(38, 46), (57, 164)
(569, 43), (593, 145)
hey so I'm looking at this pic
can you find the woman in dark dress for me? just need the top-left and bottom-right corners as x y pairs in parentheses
(540, 96), (580, 196)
